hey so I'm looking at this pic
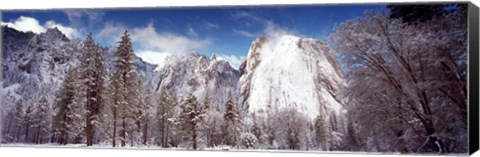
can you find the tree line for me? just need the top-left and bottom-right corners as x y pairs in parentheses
(4, 30), (339, 150)
(1, 4), (468, 153)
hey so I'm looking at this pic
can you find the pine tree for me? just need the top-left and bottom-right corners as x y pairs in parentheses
(110, 30), (138, 147)
(251, 113), (266, 147)
(2, 101), (21, 142)
(284, 109), (301, 150)
(142, 81), (153, 145)
(109, 72), (124, 147)
(223, 93), (241, 147)
(127, 72), (144, 146)
(13, 99), (24, 143)
(80, 33), (108, 146)
(32, 96), (51, 144)
(314, 112), (331, 151)
(179, 94), (205, 150)
(203, 96), (223, 147)
(23, 102), (34, 143)
(53, 67), (82, 145)
(157, 87), (176, 147)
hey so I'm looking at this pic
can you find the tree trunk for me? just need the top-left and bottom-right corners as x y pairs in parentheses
(160, 117), (165, 147)
(165, 123), (169, 147)
(112, 106), (117, 147)
(24, 120), (30, 143)
(50, 129), (55, 143)
(16, 126), (21, 142)
(6, 120), (12, 136)
(60, 113), (68, 145)
(121, 115), (126, 147)
(142, 118), (148, 145)
(86, 112), (92, 146)
(34, 125), (41, 144)
(192, 124), (197, 150)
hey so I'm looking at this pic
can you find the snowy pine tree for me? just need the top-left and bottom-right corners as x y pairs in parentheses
(223, 93), (241, 147)
(157, 87), (176, 147)
(251, 113), (267, 148)
(179, 94), (205, 150)
(53, 67), (82, 145)
(314, 111), (332, 151)
(109, 70), (125, 147)
(142, 81), (154, 145)
(23, 102), (34, 142)
(31, 96), (52, 144)
(79, 33), (108, 146)
(110, 30), (139, 147)
(203, 96), (224, 147)
(2, 100), (22, 143)
(126, 72), (144, 146)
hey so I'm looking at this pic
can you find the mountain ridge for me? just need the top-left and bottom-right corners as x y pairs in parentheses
(2, 26), (345, 123)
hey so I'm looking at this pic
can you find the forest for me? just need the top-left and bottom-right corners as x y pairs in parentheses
(1, 4), (468, 154)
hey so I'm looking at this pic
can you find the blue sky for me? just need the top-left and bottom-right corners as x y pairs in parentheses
(1, 4), (385, 68)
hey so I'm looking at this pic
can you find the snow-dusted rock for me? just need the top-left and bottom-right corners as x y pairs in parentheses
(238, 35), (346, 120)
(154, 52), (240, 111)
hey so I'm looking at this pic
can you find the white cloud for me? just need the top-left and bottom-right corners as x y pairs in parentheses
(195, 16), (219, 30)
(232, 28), (256, 38)
(96, 22), (213, 67)
(96, 22), (127, 46)
(130, 23), (212, 54)
(45, 20), (81, 38)
(136, 50), (171, 70)
(1, 16), (45, 34)
(217, 54), (245, 69)
(1, 16), (81, 39)
(231, 11), (264, 24)
(188, 26), (199, 37)
(65, 10), (104, 27)
(263, 21), (293, 40)
(231, 11), (296, 40)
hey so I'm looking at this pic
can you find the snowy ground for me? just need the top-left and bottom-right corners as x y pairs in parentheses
(0, 144), (469, 157)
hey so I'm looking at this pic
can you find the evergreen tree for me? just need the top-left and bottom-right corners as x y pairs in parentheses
(110, 30), (138, 147)
(314, 111), (332, 151)
(13, 99), (24, 142)
(23, 102), (34, 142)
(127, 72), (144, 146)
(251, 113), (266, 147)
(203, 96), (224, 147)
(223, 93), (241, 147)
(80, 33), (108, 146)
(179, 94), (205, 150)
(53, 67), (81, 145)
(32, 96), (51, 144)
(109, 72), (124, 147)
(2, 100), (22, 143)
(157, 87), (176, 147)
(142, 81), (154, 145)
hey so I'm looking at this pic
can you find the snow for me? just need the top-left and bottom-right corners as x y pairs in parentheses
(242, 35), (344, 120)
(3, 84), (21, 100)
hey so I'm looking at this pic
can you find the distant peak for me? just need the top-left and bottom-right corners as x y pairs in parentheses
(45, 27), (61, 35)
(210, 53), (217, 60)
(43, 27), (69, 41)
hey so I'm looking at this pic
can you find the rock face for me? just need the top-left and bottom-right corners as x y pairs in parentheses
(1, 26), (156, 111)
(238, 35), (346, 120)
(155, 52), (240, 110)
(2, 25), (345, 123)
(2, 26), (35, 59)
